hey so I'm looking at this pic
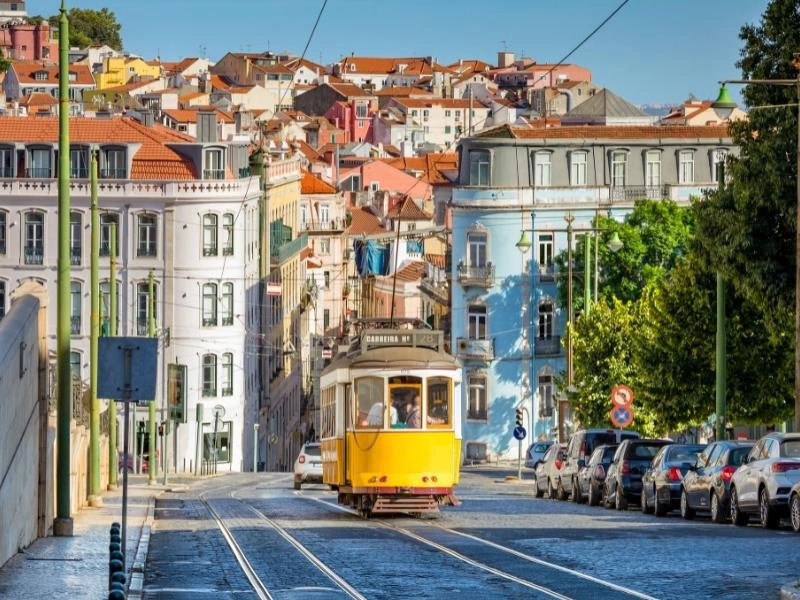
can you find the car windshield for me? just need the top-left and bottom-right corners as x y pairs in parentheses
(631, 444), (664, 459)
(304, 445), (321, 456)
(533, 443), (549, 452)
(587, 433), (616, 452)
(780, 439), (800, 457)
(729, 447), (751, 466)
(602, 446), (618, 461)
(668, 446), (704, 463)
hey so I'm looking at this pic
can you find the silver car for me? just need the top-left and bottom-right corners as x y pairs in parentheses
(525, 440), (553, 469)
(534, 442), (567, 498)
(730, 433), (800, 528)
(293, 442), (323, 490)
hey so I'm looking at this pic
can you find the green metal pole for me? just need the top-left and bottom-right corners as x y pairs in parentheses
(88, 152), (101, 505)
(148, 270), (157, 484)
(108, 223), (118, 489)
(584, 234), (591, 317)
(716, 273), (727, 441)
(54, 0), (73, 537)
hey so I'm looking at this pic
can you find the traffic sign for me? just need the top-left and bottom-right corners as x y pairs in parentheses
(610, 384), (634, 408)
(513, 425), (527, 441)
(610, 405), (635, 429)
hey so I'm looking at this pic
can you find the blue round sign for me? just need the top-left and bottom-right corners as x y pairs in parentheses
(513, 425), (527, 440)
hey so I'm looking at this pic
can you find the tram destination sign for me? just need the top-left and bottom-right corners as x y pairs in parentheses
(362, 329), (442, 352)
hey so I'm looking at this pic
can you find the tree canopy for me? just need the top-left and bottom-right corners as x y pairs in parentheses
(46, 8), (123, 50)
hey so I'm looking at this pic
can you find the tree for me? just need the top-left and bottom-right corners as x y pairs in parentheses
(48, 8), (123, 50)
(0, 49), (10, 74)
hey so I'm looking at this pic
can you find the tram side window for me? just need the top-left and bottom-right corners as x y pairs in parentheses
(356, 377), (384, 428)
(427, 377), (451, 428)
(321, 386), (335, 438)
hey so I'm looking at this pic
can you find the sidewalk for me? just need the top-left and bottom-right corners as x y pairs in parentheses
(0, 476), (169, 600)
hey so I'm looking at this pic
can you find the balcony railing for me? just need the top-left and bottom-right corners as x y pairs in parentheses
(70, 168), (88, 179)
(136, 321), (148, 336)
(70, 315), (81, 335)
(100, 168), (126, 179)
(538, 265), (555, 282)
(610, 185), (668, 202)
(456, 337), (495, 360)
(456, 262), (495, 288)
(535, 335), (562, 357)
(223, 245), (234, 256)
(222, 316), (233, 326)
(203, 169), (225, 180)
(203, 245), (218, 257)
(137, 246), (157, 257)
(299, 218), (347, 232)
(202, 386), (216, 398)
(221, 387), (233, 397)
(26, 167), (52, 178)
(70, 247), (81, 265)
(24, 246), (44, 265)
(202, 317), (218, 327)
(238, 167), (250, 178)
(0, 167), (13, 178)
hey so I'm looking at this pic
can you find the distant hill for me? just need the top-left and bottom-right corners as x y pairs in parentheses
(637, 103), (675, 117)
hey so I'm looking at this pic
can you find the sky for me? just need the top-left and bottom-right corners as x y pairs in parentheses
(32, 0), (770, 105)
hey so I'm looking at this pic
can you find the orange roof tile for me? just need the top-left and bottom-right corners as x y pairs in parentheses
(386, 195), (432, 220)
(11, 61), (94, 86)
(373, 86), (437, 97)
(393, 260), (426, 282)
(162, 107), (234, 124)
(17, 92), (57, 107)
(426, 254), (445, 268)
(301, 170), (336, 194)
(338, 56), (420, 75)
(347, 207), (385, 236)
(393, 98), (482, 109)
(485, 124), (732, 140)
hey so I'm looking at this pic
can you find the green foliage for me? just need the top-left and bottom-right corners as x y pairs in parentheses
(0, 49), (10, 74)
(48, 8), (123, 50)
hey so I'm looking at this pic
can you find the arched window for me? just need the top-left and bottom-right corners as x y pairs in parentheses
(538, 301), (553, 339)
(467, 372), (488, 421)
(538, 366), (555, 418)
(222, 213), (234, 256)
(202, 283), (218, 327)
(99, 212), (119, 257)
(202, 354), (217, 397)
(137, 213), (157, 257)
(70, 211), (82, 265)
(24, 211), (44, 265)
(203, 214), (218, 256)
(221, 353), (233, 396)
(70, 281), (81, 335)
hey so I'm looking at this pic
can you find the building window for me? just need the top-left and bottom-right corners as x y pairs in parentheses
(27, 147), (51, 178)
(0, 211), (5, 255)
(137, 214), (157, 257)
(99, 213), (119, 257)
(323, 309), (330, 330)
(538, 234), (553, 270)
(467, 232), (487, 267)
(611, 151), (626, 187)
(24, 211), (44, 265)
(355, 103), (368, 119)
(468, 150), (490, 186)
(711, 149), (728, 183)
(570, 152), (587, 186)
(99, 281), (120, 335)
(202, 354), (217, 397)
(136, 281), (157, 336)
(319, 238), (331, 254)
(467, 305), (487, 340)
(222, 213), (234, 256)
(423, 110), (429, 122)
(202, 283), (218, 327)
(534, 151), (551, 186)
(679, 150), (694, 184)
(70, 351), (81, 384)
(445, 126), (452, 134)
(0, 146), (13, 178)
(70, 211), (82, 265)
(221, 282), (233, 326)
(101, 147), (126, 178)
(203, 214), (218, 256)
(0, 280), (5, 320)
(538, 371), (554, 417)
(445, 110), (451, 117)
(538, 301), (553, 339)
(320, 205), (330, 224)
(646, 150), (661, 187)
(323, 271), (330, 288)
(221, 352), (233, 396)
(204, 148), (225, 180)
(69, 147), (88, 178)
(34, 70), (48, 81)
(467, 374), (487, 421)
(70, 281), (81, 335)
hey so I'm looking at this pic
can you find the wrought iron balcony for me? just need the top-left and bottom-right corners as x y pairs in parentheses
(538, 265), (555, 283)
(26, 167), (52, 178)
(202, 386), (217, 398)
(222, 316), (234, 326)
(0, 167), (13, 178)
(136, 321), (149, 336)
(70, 168), (88, 179)
(100, 168), (126, 179)
(456, 337), (495, 361)
(610, 185), (668, 202)
(467, 410), (488, 422)
(456, 262), (495, 288)
(204, 169), (225, 180)
(238, 167), (251, 178)
(202, 317), (218, 327)
(137, 246), (157, 257)
(223, 245), (234, 256)
(70, 315), (81, 335)
(535, 335), (562, 357)
(24, 246), (44, 265)
(70, 247), (81, 265)
(203, 245), (218, 257)
(221, 387), (233, 397)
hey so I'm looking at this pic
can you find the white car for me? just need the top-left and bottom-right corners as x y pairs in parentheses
(293, 442), (323, 490)
(730, 433), (800, 528)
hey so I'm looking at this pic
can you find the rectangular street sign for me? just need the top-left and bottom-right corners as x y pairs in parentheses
(98, 337), (158, 401)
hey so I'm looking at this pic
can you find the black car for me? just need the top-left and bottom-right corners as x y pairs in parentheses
(641, 444), (705, 517)
(576, 444), (618, 506)
(680, 441), (753, 523)
(604, 438), (672, 510)
(559, 429), (639, 502)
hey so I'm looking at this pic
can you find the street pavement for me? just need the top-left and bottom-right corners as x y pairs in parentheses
(140, 466), (800, 600)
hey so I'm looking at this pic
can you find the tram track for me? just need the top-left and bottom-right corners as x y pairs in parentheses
(299, 491), (658, 600)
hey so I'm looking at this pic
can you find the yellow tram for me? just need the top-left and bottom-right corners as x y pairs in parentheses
(320, 323), (462, 516)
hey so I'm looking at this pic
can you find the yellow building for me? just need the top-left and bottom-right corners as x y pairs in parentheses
(96, 56), (161, 90)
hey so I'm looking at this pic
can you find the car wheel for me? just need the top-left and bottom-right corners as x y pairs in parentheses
(571, 478), (582, 503)
(641, 486), (653, 514)
(653, 488), (667, 517)
(294, 481), (301, 490)
(603, 483), (614, 509)
(615, 486), (628, 511)
(730, 487), (749, 526)
(790, 494), (800, 533)
(710, 491), (725, 524)
(680, 489), (695, 520)
(556, 479), (568, 501)
(759, 488), (779, 529)
(549, 478), (557, 498)
(534, 478), (545, 498)
(587, 483), (599, 506)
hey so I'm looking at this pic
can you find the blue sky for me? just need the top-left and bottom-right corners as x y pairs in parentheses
(33, 0), (768, 105)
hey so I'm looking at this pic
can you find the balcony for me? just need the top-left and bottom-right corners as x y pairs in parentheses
(223, 245), (234, 256)
(25, 167), (52, 178)
(456, 262), (495, 288)
(535, 335), (562, 357)
(136, 321), (148, 336)
(299, 218), (347, 232)
(222, 316), (233, 326)
(100, 168), (126, 179)
(70, 168), (88, 179)
(203, 245), (218, 257)
(204, 169), (225, 180)
(70, 247), (81, 265)
(538, 265), (555, 283)
(70, 315), (81, 335)
(137, 246), (157, 258)
(0, 167), (12, 178)
(610, 185), (668, 202)
(456, 337), (495, 361)
(202, 317), (218, 327)
(238, 167), (250, 178)
(24, 246), (44, 265)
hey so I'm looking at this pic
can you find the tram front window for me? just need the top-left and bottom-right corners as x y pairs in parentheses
(389, 377), (422, 429)
(427, 378), (451, 428)
(356, 377), (385, 428)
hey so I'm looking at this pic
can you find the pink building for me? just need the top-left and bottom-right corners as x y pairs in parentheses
(493, 61), (591, 91)
(324, 99), (375, 144)
(0, 20), (57, 61)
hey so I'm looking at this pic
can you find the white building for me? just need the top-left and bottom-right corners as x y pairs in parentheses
(0, 114), (261, 473)
(388, 97), (490, 148)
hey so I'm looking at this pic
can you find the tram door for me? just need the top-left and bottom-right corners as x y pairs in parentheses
(388, 376), (422, 428)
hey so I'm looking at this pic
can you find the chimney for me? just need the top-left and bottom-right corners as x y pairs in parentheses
(497, 51), (515, 68)
(197, 110), (217, 143)
(400, 138), (412, 157)
(321, 74), (329, 84)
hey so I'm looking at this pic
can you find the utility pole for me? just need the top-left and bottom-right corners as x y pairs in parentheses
(108, 223), (118, 489)
(148, 270), (157, 484)
(88, 152), (102, 507)
(584, 234), (591, 317)
(795, 60), (800, 433)
(715, 164), (727, 442)
(54, 0), (73, 537)
(563, 214), (575, 444)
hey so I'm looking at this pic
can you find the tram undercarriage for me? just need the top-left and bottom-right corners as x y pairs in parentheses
(337, 487), (461, 517)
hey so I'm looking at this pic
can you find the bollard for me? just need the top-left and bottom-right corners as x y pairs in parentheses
(111, 550), (124, 563)
(109, 542), (121, 554)
(109, 558), (124, 589)
(110, 535), (121, 547)
(108, 591), (126, 600)
(111, 572), (126, 585)
(110, 582), (125, 592)
(110, 523), (120, 532)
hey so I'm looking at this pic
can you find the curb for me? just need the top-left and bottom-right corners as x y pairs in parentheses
(126, 493), (157, 600)
(781, 583), (800, 600)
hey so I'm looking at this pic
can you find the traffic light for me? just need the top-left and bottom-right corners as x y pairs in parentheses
(515, 408), (523, 427)
(158, 424), (164, 437)
(138, 420), (146, 435)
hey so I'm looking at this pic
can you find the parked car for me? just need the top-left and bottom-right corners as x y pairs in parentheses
(576, 444), (618, 506)
(560, 429), (640, 502)
(604, 438), (672, 510)
(789, 481), (800, 533)
(534, 442), (567, 498)
(641, 444), (705, 517)
(293, 442), (323, 490)
(730, 433), (800, 528)
(526, 440), (553, 469)
(680, 440), (754, 523)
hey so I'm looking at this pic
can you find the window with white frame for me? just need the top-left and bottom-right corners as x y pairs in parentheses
(0, 146), (12, 178)
(70, 281), (81, 335)
(645, 150), (661, 187)
(538, 370), (554, 417)
(711, 149), (728, 184)
(202, 283), (218, 327)
(137, 213), (157, 257)
(136, 281), (157, 336)
(24, 211), (44, 265)
(538, 301), (553, 339)
(534, 151), (552, 186)
(202, 354), (217, 397)
(203, 214), (218, 256)
(679, 150), (694, 184)
(611, 151), (626, 187)
(467, 232), (487, 267)
(468, 150), (490, 186)
(222, 213), (234, 256)
(70, 211), (82, 266)
(101, 147), (126, 179)
(0, 211), (5, 255)
(99, 281), (120, 335)
(355, 103), (368, 119)
(204, 148), (224, 180)
(27, 147), (51, 178)
(467, 374), (488, 421)
(319, 238), (331, 254)
(320, 205), (330, 224)
(221, 352), (233, 396)
(221, 282), (233, 326)
(570, 152), (587, 186)
(69, 351), (81, 384)
(69, 147), (88, 178)
(467, 305), (487, 340)
(99, 212), (119, 257)
(538, 234), (553, 270)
